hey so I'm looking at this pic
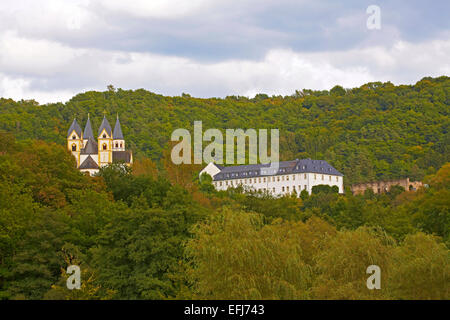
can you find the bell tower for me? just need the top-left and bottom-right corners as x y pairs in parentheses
(67, 118), (83, 167)
(97, 112), (113, 167)
(113, 114), (125, 151)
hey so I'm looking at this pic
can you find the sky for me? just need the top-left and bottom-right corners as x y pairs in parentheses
(0, 0), (449, 104)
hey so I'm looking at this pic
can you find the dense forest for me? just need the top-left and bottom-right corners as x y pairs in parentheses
(0, 76), (449, 184)
(0, 133), (448, 299)
(0, 77), (449, 300)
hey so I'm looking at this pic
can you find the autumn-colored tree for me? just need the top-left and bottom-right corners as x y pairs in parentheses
(132, 157), (158, 178)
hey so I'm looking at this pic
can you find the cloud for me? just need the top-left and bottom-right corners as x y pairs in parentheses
(0, 0), (448, 103)
(0, 28), (448, 103)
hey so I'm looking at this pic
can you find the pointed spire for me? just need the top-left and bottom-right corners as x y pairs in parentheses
(98, 114), (112, 137)
(113, 114), (124, 139)
(83, 113), (94, 140)
(67, 118), (82, 138)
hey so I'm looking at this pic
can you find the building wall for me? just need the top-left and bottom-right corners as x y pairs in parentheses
(212, 172), (343, 196)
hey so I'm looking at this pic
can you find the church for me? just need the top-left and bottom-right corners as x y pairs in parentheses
(67, 114), (133, 175)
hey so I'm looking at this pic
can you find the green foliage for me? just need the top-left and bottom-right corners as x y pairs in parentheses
(311, 184), (339, 194)
(0, 74), (449, 300)
(0, 76), (449, 184)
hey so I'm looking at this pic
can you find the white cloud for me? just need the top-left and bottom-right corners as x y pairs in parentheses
(97, 0), (213, 19)
(0, 26), (448, 104)
(0, 73), (76, 103)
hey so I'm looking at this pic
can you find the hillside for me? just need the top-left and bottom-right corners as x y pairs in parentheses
(0, 76), (449, 184)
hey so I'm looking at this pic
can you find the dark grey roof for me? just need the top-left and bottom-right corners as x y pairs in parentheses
(98, 116), (112, 137)
(112, 150), (132, 163)
(80, 137), (98, 155)
(212, 159), (343, 181)
(79, 155), (99, 169)
(113, 115), (124, 139)
(67, 119), (82, 138)
(83, 115), (94, 140)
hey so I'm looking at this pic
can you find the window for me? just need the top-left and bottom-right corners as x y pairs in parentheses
(102, 143), (107, 150)
(293, 186), (296, 191)
(282, 186), (285, 192)
(226, 181), (228, 186)
(120, 143), (123, 148)
(72, 135), (76, 140)
(282, 176), (284, 181)
(263, 177), (266, 183)
(304, 174), (307, 179)
(254, 178), (257, 183)
(273, 177), (276, 182)
(71, 144), (76, 151)
(277, 176), (280, 182)
(336, 176), (339, 182)
(115, 143), (118, 148)
(322, 175), (324, 180)
(219, 181), (222, 186)
(272, 187), (275, 192)
(299, 185), (301, 190)
(287, 186), (289, 192)
(258, 178), (261, 183)
(293, 175), (295, 180)
(329, 175), (332, 181)
(103, 134), (106, 138)
(286, 175), (289, 181)
(304, 185), (307, 190)
(314, 174), (317, 180)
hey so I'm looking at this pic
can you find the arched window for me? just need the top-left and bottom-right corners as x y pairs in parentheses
(103, 143), (107, 150)
(115, 143), (118, 148)
(120, 143), (123, 148)
(72, 135), (76, 140)
(103, 134), (106, 138)
(71, 144), (76, 151)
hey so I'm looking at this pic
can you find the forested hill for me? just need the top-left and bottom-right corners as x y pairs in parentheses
(0, 76), (449, 184)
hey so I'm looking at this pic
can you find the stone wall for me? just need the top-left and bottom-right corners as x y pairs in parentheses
(351, 178), (423, 195)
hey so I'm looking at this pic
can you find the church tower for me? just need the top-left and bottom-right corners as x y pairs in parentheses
(113, 114), (125, 151)
(97, 114), (113, 167)
(67, 118), (83, 167)
(83, 113), (94, 148)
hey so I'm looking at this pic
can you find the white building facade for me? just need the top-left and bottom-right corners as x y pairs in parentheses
(200, 159), (344, 196)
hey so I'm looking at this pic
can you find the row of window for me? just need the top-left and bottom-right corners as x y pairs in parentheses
(222, 164), (334, 179)
(215, 174), (339, 187)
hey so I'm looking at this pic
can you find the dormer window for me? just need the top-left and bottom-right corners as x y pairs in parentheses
(103, 134), (106, 138)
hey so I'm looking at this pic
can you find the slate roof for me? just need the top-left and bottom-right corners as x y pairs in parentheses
(79, 155), (99, 169)
(112, 150), (132, 163)
(98, 116), (112, 137)
(80, 137), (98, 155)
(212, 159), (343, 181)
(67, 119), (82, 138)
(83, 115), (94, 140)
(113, 115), (124, 139)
